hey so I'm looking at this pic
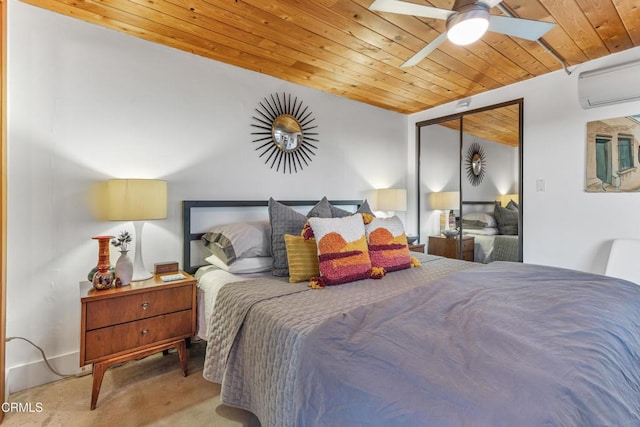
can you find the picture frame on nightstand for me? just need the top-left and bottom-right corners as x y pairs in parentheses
(154, 261), (179, 274)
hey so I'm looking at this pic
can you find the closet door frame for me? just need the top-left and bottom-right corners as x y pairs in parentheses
(1, 0), (7, 421)
(415, 98), (523, 261)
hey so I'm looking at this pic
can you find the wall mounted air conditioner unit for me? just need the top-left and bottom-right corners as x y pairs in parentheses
(578, 59), (640, 109)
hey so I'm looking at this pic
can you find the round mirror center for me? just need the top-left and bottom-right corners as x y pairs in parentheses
(272, 115), (303, 152)
(471, 153), (482, 175)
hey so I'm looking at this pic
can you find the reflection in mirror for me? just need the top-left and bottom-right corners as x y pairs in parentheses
(465, 142), (487, 186)
(472, 154), (482, 175)
(417, 100), (522, 263)
(272, 114), (303, 151)
(461, 104), (521, 263)
(419, 118), (461, 247)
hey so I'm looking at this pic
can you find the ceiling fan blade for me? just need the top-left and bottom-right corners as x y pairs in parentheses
(402, 32), (448, 67)
(482, 0), (504, 7)
(369, 0), (453, 21)
(489, 15), (555, 41)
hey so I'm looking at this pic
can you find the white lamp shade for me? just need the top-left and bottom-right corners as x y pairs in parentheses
(376, 188), (407, 212)
(105, 179), (167, 221)
(430, 191), (459, 211)
(497, 193), (519, 206)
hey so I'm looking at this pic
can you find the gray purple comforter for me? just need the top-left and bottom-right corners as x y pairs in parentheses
(204, 259), (640, 426)
(293, 262), (640, 426)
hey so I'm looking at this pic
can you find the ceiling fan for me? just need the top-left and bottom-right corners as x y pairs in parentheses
(369, 0), (556, 67)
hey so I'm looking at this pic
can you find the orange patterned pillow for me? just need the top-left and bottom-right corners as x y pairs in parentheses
(307, 215), (373, 287)
(365, 216), (412, 273)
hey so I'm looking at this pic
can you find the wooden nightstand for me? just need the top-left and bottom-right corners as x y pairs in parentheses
(408, 243), (425, 253)
(428, 236), (474, 261)
(80, 272), (196, 409)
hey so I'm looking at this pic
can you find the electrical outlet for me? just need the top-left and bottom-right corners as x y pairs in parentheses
(76, 365), (93, 377)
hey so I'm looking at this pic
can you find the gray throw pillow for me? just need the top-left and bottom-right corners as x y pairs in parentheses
(329, 199), (374, 218)
(201, 221), (271, 265)
(461, 219), (488, 229)
(494, 203), (519, 235)
(269, 197), (332, 276)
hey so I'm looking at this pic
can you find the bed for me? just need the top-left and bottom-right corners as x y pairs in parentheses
(184, 199), (640, 427)
(461, 200), (520, 263)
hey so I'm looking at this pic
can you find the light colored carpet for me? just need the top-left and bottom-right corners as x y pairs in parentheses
(3, 340), (261, 426)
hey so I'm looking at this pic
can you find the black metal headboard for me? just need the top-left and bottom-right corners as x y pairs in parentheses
(182, 200), (363, 274)
(462, 200), (497, 206)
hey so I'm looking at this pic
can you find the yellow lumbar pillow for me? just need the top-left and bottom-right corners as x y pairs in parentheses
(284, 234), (320, 283)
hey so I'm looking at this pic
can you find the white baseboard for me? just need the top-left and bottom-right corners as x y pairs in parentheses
(6, 351), (81, 395)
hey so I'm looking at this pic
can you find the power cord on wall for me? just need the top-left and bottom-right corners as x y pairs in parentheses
(6, 337), (75, 378)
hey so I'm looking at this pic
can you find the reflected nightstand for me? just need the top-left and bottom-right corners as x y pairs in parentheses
(427, 236), (474, 261)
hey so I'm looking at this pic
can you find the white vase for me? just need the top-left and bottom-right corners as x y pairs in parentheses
(115, 250), (133, 287)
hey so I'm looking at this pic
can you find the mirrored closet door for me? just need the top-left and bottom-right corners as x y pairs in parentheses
(417, 99), (523, 263)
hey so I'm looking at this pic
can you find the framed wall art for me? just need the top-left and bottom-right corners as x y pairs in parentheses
(586, 114), (640, 192)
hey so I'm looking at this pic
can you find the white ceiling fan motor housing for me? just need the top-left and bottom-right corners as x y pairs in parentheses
(446, 3), (491, 46)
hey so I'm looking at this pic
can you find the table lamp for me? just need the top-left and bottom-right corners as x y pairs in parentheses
(375, 188), (407, 217)
(430, 191), (459, 233)
(105, 179), (167, 281)
(496, 193), (519, 207)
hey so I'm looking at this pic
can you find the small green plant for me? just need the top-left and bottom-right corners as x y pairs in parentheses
(111, 230), (132, 251)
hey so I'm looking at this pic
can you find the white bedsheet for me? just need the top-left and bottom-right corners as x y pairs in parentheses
(195, 265), (276, 340)
(464, 234), (520, 263)
(196, 266), (252, 340)
(470, 235), (496, 263)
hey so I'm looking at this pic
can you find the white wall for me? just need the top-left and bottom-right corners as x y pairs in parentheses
(408, 46), (640, 275)
(7, 0), (408, 391)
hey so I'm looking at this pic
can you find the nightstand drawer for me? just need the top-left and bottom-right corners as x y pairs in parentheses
(408, 243), (425, 253)
(84, 310), (193, 362)
(428, 236), (475, 261)
(85, 286), (192, 330)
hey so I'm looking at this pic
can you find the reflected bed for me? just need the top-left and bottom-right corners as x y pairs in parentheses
(461, 200), (520, 263)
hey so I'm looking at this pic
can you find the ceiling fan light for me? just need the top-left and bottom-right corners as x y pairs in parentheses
(448, 17), (489, 45)
(446, 4), (491, 46)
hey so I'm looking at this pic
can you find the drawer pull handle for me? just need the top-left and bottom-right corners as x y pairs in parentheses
(141, 329), (149, 336)
(141, 302), (149, 310)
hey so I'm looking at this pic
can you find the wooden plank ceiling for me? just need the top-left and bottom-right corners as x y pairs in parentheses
(19, 0), (640, 144)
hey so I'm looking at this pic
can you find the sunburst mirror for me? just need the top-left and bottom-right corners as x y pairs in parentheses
(465, 142), (487, 186)
(251, 93), (319, 173)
